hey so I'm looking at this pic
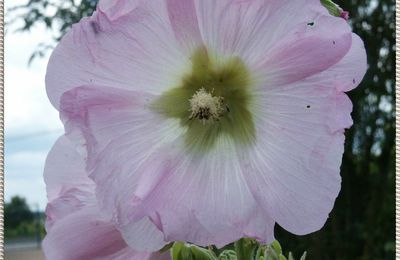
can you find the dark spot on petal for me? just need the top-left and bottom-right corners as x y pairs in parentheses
(90, 21), (100, 35)
(333, 41), (336, 45)
(307, 21), (315, 26)
(353, 78), (356, 84)
(306, 105), (311, 108)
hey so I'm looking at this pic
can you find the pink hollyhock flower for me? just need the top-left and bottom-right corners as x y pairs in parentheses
(43, 136), (171, 259)
(46, 0), (367, 249)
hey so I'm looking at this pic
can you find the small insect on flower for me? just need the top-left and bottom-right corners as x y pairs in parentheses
(45, 0), (367, 253)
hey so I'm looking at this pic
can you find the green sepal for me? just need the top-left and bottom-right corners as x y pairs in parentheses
(264, 244), (279, 260)
(234, 238), (258, 260)
(172, 242), (190, 260)
(218, 250), (238, 260)
(159, 242), (174, 254)
(190, 245), (215, 260)
(300, 251), (307, 260)
(320, 0), (342, 17)
(255, 245), (267, 259)
(271, 241), (282, 255)
(172, 242), (215, 260)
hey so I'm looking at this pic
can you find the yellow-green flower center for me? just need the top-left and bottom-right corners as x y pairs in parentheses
(152, 47), (256, 152)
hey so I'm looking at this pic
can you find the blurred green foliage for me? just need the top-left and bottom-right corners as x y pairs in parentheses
(5, 196), (34, 229)
(6, 0), (395, 259)
(4, 196), (46, 240)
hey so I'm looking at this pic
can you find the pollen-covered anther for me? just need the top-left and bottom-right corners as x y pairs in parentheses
(189, 88), (224, 124)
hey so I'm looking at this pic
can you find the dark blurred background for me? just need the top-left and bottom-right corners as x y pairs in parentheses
(5, 196), (45, 244)
(6, 0), (395, 259)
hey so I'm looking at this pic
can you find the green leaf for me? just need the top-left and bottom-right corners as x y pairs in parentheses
(288, 252), (294, 260)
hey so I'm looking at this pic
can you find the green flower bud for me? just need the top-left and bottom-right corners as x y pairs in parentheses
(234, 238), (258, 260)
(218, 250), (238, 260)
(320, 0), (349, 20)
(271, 241), (282, 255)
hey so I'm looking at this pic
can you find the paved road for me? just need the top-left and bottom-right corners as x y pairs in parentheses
(5, 249), (45, 260)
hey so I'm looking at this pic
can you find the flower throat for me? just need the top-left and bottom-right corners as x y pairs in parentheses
(152, 47), (256, 152)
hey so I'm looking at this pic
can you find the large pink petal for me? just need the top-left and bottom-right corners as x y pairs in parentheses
(43, 207), (153, 260)
(166, 0), (203, 53)
(305, 34), (368, 92)
(45, 187), (95, 230)
(98, 0), (140, 21)
(44, 136), (94, 202)
(44, 136), (96, 230)
(118, 216), (167, 252)
(194, 0), (329, 63)
(60, 86), (178, 248)
(241, 81), (352, 235)
(46, 5), (189, 109)
(117, 137), (273, 247)
(257, 15), (352, 86)
(242, 208), (275, 244)
(44, 133), (168, 253)
(60, 86), (183, 215)
(98, 0), (204, 54)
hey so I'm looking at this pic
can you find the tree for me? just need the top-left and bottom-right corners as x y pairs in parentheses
(5, 196), (34, 229)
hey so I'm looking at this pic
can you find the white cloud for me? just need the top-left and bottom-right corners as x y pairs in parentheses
(6, 151), (48, 171)
(5, 30), (63, 137)
(5, 64), (63, 136)
(5, 178), (47, 211)
(5, 151), (49, 209)
(5, 1), (64, 211)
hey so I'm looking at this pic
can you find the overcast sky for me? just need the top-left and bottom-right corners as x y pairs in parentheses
(5, 1), (64, 210)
